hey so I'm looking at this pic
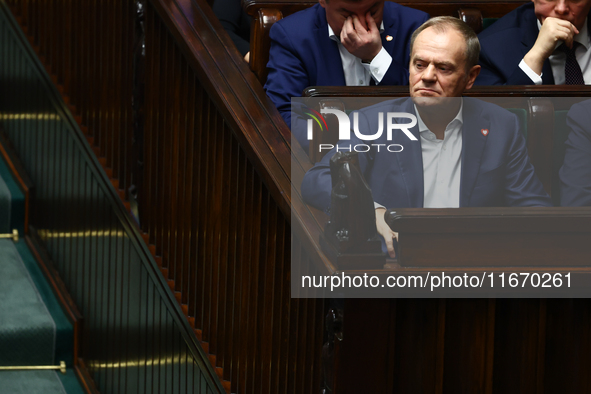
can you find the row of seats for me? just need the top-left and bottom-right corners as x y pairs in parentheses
(243, 0), (528, 84)
(302, 85), (591, 206)
(240, 0), (591, 208)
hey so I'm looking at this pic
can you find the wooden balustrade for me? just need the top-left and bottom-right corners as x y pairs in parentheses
(6, 0), (591, 393)
(8, 0), (137, 196)
(5, 0), (327, 392)
(0, 2), (224, 391)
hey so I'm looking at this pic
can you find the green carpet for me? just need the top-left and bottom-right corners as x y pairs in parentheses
(0, 368), (86, 394)
(0, 239), (56, 366)
(0, 370), (67, 393)
(0, 73), (80, 388)
(0, 181), (81, 392)
(14, 239), (74, 366)
(57, 368), (87, 394)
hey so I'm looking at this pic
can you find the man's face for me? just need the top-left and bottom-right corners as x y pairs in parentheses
(532, 0), (591, 30)
(409, 27), (480, 102)
(319, 0), (385, 37)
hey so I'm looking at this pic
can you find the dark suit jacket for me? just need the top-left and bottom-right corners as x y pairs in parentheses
(560, 100), (591, 206)
(301, 98), (552, 210)
(263, 2), (428, 150)
(476, 3), (556, 85)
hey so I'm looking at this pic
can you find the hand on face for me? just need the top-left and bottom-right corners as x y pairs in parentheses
(340, 12), (382, 62)
(538, 17), (578, 54)
(524, 17), (579, 74)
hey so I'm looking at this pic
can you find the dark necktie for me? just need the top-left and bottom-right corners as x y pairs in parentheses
(559, 42), (585, 85)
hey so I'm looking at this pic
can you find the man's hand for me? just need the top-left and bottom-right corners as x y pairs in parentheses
(524, 17), (579, 75)
(375, 207), (398, 258)
(340, 12), (382, 63)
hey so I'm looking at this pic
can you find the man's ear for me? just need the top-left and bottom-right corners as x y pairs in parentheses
(464, 65), (481, 90)
(319, 0), (328, 8)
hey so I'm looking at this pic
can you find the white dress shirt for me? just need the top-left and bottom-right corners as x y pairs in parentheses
(416, 102), (463, 208)
(375, 101), (464, 209)
(519, 18), (591, 84)
(328, 24), (392, 86)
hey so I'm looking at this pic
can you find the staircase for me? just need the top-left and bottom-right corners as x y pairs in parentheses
(0, 145), (87, 393)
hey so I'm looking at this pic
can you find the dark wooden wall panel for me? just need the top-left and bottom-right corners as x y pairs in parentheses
(492, 299), (544, 394)
(443, 299), (493, 393)
(391, 299), (441, 393)
(544, 299), (591, 393)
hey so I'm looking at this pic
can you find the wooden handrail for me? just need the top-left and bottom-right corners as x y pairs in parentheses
(386, 207), (591, 268)
(147, 0), (339, 274)
(0, 1), (225, 391)
(8, 0), (591, 392)
(6, 0), (334, 392)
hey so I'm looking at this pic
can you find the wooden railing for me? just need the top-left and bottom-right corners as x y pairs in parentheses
(0, 2), (223, 392)
(10, 0), (137, 193)
(6, 0), (591, 393)
(5, 0), (327, 393)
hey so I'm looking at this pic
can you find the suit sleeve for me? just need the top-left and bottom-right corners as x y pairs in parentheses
(476, 45), (538, 85)
(378, 12), (429, 86)
(264, 23), (309, 140)
(476, 25), (542, 86)
(503, 115), (553, 206)
(476, 60), (538, 85)
(559, 103), (591, 206)
(301, 151), (333, 211)
(378, 53), (410, 86)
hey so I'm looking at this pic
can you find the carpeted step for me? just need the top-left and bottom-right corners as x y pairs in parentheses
(14, 239), (74, 367)
(0, 149), (84, 392)
(0, 239), (73, 366)
(0, 369), (84, 394)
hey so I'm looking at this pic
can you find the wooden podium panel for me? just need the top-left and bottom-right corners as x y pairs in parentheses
(385, 207), (591, 267)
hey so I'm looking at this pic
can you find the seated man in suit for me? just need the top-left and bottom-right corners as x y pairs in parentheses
(476, 0), (591, 85)
(264, 0), (428, 151)
(560, 100), (591, 206)
(301, 16), (552, 257)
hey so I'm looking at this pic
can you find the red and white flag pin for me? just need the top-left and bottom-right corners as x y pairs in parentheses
(481, 128), (489, 136)
(386, 35), (393, 41)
